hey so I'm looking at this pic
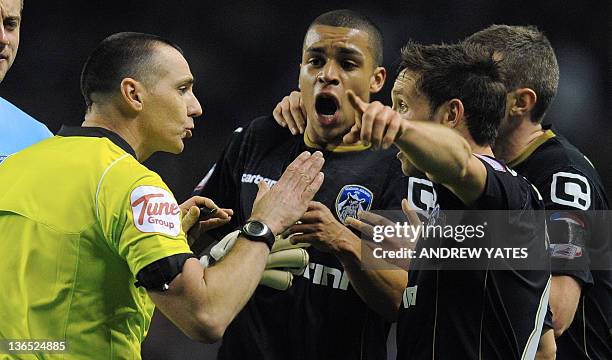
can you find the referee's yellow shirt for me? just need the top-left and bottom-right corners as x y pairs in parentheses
(0, 126), (192, 359)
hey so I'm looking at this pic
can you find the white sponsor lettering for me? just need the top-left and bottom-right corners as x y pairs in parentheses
(402, 286), (418, 309)
(302, 262), (350, 290)
(130, 186), (181, 236)
(241, 173), (278, 187)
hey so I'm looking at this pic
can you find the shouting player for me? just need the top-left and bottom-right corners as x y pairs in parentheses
(193, 9), (410, 360)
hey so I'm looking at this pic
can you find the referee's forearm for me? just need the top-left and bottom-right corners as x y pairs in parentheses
(200, 238), (269, 329)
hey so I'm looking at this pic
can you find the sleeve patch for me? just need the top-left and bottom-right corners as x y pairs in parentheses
(474, 154), (507, 172)
(130, 186), (181, 236)
(550, 172), (591, 210)
(549, 243), (583, 259)
(407, 177), (437, 216)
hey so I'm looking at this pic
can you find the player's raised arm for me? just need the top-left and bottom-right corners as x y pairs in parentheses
(148, 151), (325, 343)
(345, 90), (488, 205)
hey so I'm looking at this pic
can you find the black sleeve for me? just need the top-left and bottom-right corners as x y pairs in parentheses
(471, 155), (537, 210)
(191, 127), (247, 253)
(135, 253), (196, 291)
(535, 167), (597, 287)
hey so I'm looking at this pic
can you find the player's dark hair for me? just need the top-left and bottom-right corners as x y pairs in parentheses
(399, 42), (507, 146)
(465, 25), (559, 123)
(307, 9), (384, 66)
(80, 32), (183, 107)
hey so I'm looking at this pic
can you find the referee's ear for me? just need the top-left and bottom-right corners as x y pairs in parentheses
(507, 88), (537, 119)
(120, 77), (144, 112)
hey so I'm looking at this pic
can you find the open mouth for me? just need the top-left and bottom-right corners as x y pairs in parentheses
(315, 94), (339, 116)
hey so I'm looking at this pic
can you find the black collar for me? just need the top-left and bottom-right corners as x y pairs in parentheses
(57, 126), (136, 158)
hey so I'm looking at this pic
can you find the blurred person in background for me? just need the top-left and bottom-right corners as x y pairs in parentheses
(467, 25), (612, 360)
(0, 0), (52, 161)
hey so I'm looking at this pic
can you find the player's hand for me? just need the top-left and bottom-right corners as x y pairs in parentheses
(286, 201), (359, 254)
(272, 91), (306, 135)
(180, 196), (234, 245)
(249, 151), (325, 235)
(343, 90), (405, 150)
(346, 199), (422, 267)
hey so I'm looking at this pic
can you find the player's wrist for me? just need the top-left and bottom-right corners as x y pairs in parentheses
(336, 230), (361, 261)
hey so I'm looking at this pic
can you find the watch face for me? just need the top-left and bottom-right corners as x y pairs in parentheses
(246, 221), (265, 235)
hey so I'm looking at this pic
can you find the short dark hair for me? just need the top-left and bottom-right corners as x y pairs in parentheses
(80, 32), (183, 107)
(398, 42), (507, 146)
(307, 9), (384, 66)
(465, 25), (559, 123)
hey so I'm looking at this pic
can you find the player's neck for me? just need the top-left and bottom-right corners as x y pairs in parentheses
(456, 125), (494, 157)
(493, 117), (544, 163)
(83, 107), (149, 161)
(304, 124), (365, 151)
(471, 143), (494, 157)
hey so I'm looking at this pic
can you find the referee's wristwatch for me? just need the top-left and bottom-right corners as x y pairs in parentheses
(241, 220), (275, 250)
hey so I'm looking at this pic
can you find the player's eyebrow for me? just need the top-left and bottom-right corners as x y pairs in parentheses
(337, 47), (364, 59)
(305, 47), (326, 55)
(305, 46), (364, 61)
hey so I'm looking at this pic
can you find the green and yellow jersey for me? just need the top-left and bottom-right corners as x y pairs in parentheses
(0, 126), (191, 359)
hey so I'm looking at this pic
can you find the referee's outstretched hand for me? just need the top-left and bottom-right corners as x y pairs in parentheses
(344, 90), (405, 151)
(249, 151), (325, 236)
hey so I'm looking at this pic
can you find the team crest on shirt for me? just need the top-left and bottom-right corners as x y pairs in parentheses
(130, 186), (181, 236)
(335, 185), (373, 224)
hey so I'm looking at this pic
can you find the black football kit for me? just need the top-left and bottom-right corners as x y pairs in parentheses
(396, 155), (551, 360)
(194, 116), (409, 360)
(509, 127), (612, 360)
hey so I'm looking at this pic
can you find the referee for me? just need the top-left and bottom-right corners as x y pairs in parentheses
(0, 32), (324, 359)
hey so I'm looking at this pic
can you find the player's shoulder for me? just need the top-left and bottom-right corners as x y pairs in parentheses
(0, 97), (52, 154)
(476, 154), (543, 209)
(524, 132), (600, 178)
(244, 115), (294, 141)
(519, 132), (607, 200)
(230, 115), (299, 158)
